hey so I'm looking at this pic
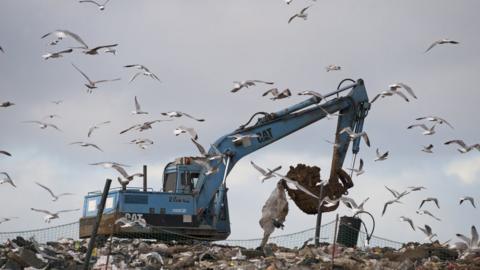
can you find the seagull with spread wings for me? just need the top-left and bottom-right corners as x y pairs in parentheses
(0, 217), (18, 225)
(31, 208), (80, 223)
(79, 0), (110, 10)
(42, 48), (73, 60)
(326, 65), (341, 72)
(459, 196), (476, 208)
(230, 80), (274, 93)
(23, 121), (61, 131)
(0, 172), (16, 188)
(89, 161), (130, 168)
(419, 197), (440, 209)
(371, 89), (409, 103)
(250, 161), (282, 183)
(41, 30), (88, 48)
(81, 44), (118, 55)
(0, 150), (11, 157)
(0, 101), (15, 108)
(273, 172), (319, 199)
(124, 64), (161, 83)
(174, 126), (198, 140)
(132, 96), (148, 115)
(88, 121), (111, 137)
(416, 210), (441, 221)
(374, 148), (389, 162)
(425, 38), (459, 53)
(399, 216), (416, 231)
(418, 224), (438, 242)
(298, 90), (325, 100)
(407, 124), (436, 135)
(71, 63), (120, 93)
(288, 6), (311, 24)
(422, 144), (434, 153)
(339, 127), (370, 147)
(70, 141), (103, 152)
(341, 196), (369, 215)
(445, 140), (480, 154)
(120, 120), (171, 134)
(347, 158), (365, 176)
(161, 111), (205, 122)
(130, 138), (154, 150)
(35, 182), (74, 202)
(262, 88), (292, 100)
(112, 164), (143, 188)
(416, 116), (454, 129)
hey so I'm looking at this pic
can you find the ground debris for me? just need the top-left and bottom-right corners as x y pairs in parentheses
(0, 236), (478, 270)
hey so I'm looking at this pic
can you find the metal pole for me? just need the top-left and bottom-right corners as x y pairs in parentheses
(143, 165), (147, 192)
(332, 213), (340, 270)
(314, 185), (324, 247)
(84, 178), (112, 270)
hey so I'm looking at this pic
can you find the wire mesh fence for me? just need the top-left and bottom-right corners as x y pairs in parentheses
(0, 217), (403, 250)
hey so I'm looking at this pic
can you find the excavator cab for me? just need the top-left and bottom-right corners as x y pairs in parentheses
(162, 158), (202, 194)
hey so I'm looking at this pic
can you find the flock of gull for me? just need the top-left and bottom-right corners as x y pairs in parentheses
(0, 1), (478, 250)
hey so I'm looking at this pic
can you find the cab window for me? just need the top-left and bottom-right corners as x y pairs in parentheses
(164, 173), (177, 192)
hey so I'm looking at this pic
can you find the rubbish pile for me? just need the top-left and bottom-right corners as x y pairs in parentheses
(1, 236), (479, 270)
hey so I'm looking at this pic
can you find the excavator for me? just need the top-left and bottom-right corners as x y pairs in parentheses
(79, 78), (370, 240)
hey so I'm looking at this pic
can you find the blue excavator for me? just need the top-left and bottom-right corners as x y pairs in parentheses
(79, 79), (370, 240)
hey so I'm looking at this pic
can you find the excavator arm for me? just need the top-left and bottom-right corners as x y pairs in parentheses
(195, 79), (370, 221)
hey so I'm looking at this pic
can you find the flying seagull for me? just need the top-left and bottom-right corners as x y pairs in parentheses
(399, 216), (415, 231)
(375, 148), (389, 162)
(421, 144), (434, 153)
(89, 161), (130, 169)
(385, 186), (410, 199)
(112, 165), (143, 188)
(120, 120), (171, 134)
(459, 196), (476, 208)
(388, 83), (417, 99)
(41, 30), (88, 48)
(418, 224), (438, 242)
(35, 182), (74, 202)
(23, 121), (61, 131)
(71, 63), (120, 93)
(425, 39), (459, 53)
(130, 138), (154, 149)
(339, 127), (370, 147)
(407, 124), (436, 135)
(326, 65), (341, 72)
(382, 198), (402, 216)
(0, 217), (18, 225)
(161, 111), (205, 122)
(416, 210), (441, 221)
(371, 90), (409, 103)
(419, 197), (440, 209)
(79, 0), (110, 10)
(262, 88), (292, 100)
(81, 44), (118, 55)
(70, 142), (103, 152)
(298, 90), (325, 100)
(31, 208), (79, 223)
(273, 172), (318, 199)
(347, 158), (365, 176)
(0, 101), (15, 108)
(190, 139), (227, 164)
(0, 172), (16, 188)
(416, 116), (453, 129)
(228, 133), (260, 144)
(250, 161), (282, 183)
(132, 96), (148, 115)
(288, 6), (311, 24)
(0, 46), (3, 53)
(444, 140), (480, 154)
(408, 186), (427, 192)
(191, 157), (221, 176)
(124, 64), (161, 83)
(51, 100), (63, 105)
(42, 48), (73, 60)
(319, 106), (342, 120)
(174, 126), (198, 140)
(455, 225), (479, 251)
(0, 150), (11, 157)
(230, 80), (274, 93)
(88, 121), (111, 137)
(340, 196), (369, 215)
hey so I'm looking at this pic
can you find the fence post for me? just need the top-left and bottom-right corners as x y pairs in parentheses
(314, 185), (324, 247)
(143, 165), (147, 192)
(331, 213), (339, 269)
(84, 178), (112, 270)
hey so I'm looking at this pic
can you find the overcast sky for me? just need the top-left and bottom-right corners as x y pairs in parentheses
(1, 0), (479, 244)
